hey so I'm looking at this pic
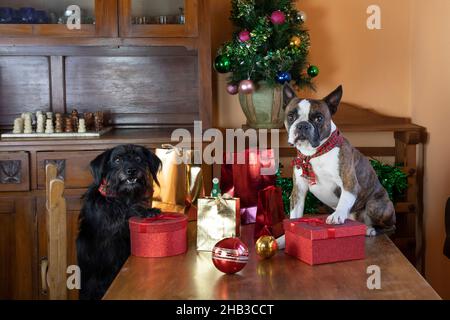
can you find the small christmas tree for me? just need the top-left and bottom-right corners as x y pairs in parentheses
(215, 0), (318, 95)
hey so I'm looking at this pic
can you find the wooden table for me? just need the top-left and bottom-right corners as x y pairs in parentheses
(104, 223), (440, 300)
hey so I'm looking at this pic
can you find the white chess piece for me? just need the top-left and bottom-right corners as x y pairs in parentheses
(13, 118), (24, 134)
(36, 114), (45, 133)
(23, 113), (33, 134)
(78, 119), (87, 133)
(45, 119), (54, 134)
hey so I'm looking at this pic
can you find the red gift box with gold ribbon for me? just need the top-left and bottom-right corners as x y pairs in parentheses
(129, 213), (188, 258)
(284, 216), (366, 265)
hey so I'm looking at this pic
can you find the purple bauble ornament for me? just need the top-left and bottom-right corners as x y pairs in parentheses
(239, 80), (255, 94)
(270, 10), (286, 25)
(226, 83), (239, 95)
(238, 30), (251, 42)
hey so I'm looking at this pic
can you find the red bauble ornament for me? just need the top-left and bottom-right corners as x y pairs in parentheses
(239, 79), (255, 94)
(212, 238), (249, 274)
(226, 83), (239, 95)
(270, 10), (286, 25)
(238, 30), (251, 42)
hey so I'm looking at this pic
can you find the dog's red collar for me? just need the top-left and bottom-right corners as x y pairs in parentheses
(98, 179), (115, 197)
(292, 130), (344, 185)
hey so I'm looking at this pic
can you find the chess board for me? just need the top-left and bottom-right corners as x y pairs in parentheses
(1, 127), (112, 140)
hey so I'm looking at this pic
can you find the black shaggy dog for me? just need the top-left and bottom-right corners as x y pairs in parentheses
(76, 144), (162, 300)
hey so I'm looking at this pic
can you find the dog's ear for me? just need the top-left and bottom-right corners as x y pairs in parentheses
(324, 85), (343, 115)
(283, 83), (297, 109)
(142, 148), (162, 186)
(90, 149), (112, 186)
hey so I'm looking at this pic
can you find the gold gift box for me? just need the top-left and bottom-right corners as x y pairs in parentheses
(196, 197), (241, 251)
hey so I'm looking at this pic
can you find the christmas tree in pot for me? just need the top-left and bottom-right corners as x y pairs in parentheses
(215, 0), (318, 128)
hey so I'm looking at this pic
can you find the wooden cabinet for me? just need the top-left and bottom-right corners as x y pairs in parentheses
(0, 0), (117, 38)
(0, 0), (204, 41)
(0, 194), (36, 299)
(119, 0), (198, 38)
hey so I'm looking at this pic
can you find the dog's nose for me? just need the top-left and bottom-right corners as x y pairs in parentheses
(296, 121), (310, 132)
(126, 168), (137, 176)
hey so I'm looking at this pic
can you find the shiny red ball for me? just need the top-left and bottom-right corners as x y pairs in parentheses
(212, 238), (249, 274)
(226, 83), (239, 95)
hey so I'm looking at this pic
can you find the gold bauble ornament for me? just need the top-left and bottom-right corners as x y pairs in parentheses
(255, 235), (278, 259)
(289, 35), (301, 47)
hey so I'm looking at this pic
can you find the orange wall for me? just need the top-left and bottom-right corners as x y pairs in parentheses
(211, 0), (450, 299)
(410, 0), (450, 299)
(212, 0), (412, 127)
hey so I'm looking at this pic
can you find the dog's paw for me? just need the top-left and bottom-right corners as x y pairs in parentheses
(366, 227), (377, 237)
(141, 208), (161, 218)
(326, 211), (348, 224)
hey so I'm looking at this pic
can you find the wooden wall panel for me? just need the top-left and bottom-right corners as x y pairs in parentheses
(0, 56), (50, 128)
(65, 55), (199, 126)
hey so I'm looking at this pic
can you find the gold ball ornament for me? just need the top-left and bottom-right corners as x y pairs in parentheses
(289, 36), (301, 47)
(255, 235), (278, 259)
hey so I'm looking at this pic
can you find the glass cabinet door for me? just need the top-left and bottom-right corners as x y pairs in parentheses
(119, 0), (198, 37)
(0, 0), (116, 37)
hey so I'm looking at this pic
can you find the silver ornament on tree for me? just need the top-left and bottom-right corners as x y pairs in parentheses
(297, 11), (307, 22)
(239, 79), (255, 94)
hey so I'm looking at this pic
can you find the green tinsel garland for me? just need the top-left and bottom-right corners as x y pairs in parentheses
(275, 160), (408, 215)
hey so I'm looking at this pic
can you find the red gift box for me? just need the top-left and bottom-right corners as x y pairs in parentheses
(129, 213), (188, 258)
(221, 149), (276, 210)
(284, 216), (366, 265)
(254, 186), (285, 239)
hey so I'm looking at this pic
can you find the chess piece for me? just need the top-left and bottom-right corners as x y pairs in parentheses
(23, 113), (33, 134)
(55, 113), (63, 133)
(71, 109), (79, 132)
(13, 118), (24, 134)
(65, 117), (73, 133)
(84, 112), (94, 131)
(78, 119), (87, 133)
(46, 112), (53, 121)
(94, 111), (104, 132)
(45, 119), (54, 134)
(36, 114), (45, 133)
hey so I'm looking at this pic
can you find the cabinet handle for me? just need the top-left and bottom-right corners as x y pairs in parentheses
(41, 257), (49, 295)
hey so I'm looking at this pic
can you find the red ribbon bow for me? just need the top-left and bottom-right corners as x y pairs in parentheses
(295, 217), (336, 239)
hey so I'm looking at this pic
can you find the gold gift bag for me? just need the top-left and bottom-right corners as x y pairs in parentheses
(197, 196), (241, 251)
(153, 146), (204, 220)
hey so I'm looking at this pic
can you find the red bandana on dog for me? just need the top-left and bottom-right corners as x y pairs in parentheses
(98, 179), (114, 197)
(292, 130), (344, 185)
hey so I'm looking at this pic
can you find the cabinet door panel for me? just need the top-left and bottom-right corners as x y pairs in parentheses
(0, 196), (36, 299)
(119, 0), (198, 37)
(0, 0), (117, 38)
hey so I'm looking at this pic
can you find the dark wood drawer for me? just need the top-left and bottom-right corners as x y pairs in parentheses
(0, 152), (30, 192)
(37, 151), (103, 189)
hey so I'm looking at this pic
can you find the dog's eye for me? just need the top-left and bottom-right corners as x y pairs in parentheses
(135, 156), (142, 163)
(287, 113), (296, 123)
(114, 157), (121, 164)
(314, 115), (323, 123)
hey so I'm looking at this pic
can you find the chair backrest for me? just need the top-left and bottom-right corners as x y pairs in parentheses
(45, 163), (68, 300)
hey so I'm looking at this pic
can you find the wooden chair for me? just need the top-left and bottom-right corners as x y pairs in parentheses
(41, 163), (67, 300)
